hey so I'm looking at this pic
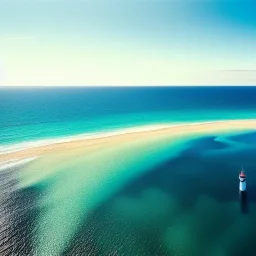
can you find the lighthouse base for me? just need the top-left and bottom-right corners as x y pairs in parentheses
(239, 191), (248, 214)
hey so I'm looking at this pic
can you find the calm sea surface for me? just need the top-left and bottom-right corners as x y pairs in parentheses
(1, 86), (256, 255)
(1, 86), (256, 145)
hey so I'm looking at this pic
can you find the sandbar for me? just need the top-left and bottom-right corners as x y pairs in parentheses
(1, 120), (256, 164)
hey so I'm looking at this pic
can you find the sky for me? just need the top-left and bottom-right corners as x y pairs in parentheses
(0, 0), (256, 86)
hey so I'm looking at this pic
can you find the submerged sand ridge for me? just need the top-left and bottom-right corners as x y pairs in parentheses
(1, 119), (256, 255)
(1, 119), (256, 164)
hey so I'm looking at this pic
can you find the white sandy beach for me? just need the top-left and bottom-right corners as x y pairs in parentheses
(0, 120), (255, 168)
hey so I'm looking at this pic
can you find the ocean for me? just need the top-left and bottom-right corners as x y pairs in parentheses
(1, 86), (256, 255)
(1, 86), (256, 146)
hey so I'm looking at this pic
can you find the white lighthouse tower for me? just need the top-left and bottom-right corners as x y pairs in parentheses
(239, 168), (246, 192)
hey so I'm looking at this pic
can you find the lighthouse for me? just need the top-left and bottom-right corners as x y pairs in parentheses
(239, 169), (246, 192)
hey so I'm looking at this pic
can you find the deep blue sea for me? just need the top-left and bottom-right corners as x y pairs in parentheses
(1, 86), (256, 256)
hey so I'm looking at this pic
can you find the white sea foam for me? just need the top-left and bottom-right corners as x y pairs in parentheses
(0, 157), (38, 171)
(0, 120), (254, 155)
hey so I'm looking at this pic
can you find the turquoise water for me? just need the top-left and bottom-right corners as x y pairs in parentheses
(13, 130), (256, 256)
(1, 87), (256, 255)
(1, 86), (256, 145)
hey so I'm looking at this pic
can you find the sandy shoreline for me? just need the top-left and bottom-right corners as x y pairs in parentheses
(1, 119), (256, 165)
